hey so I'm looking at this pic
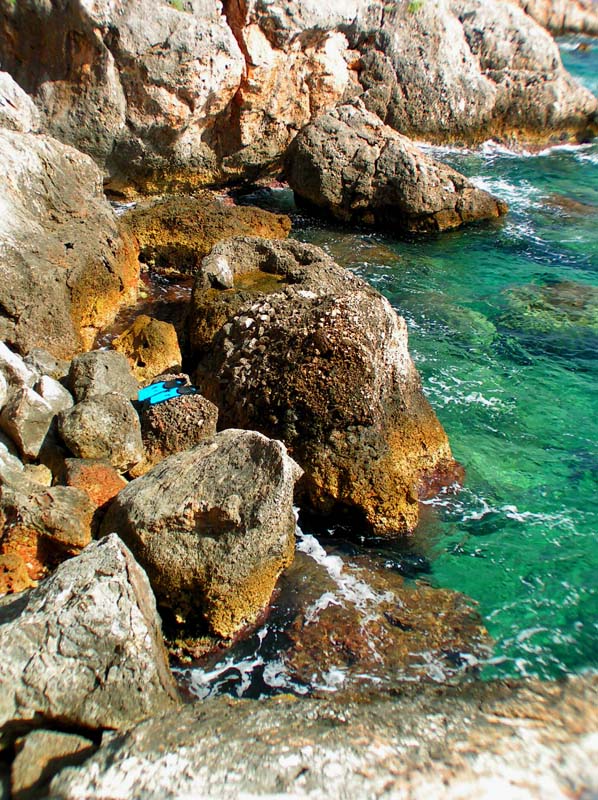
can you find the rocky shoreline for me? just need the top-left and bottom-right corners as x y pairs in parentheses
(1, 0), (597, 796)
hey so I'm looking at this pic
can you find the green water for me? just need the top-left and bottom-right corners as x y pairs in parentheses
(293, 38), (598, 681)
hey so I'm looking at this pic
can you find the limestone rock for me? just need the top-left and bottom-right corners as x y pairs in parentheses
(48, 675), (598, 800)
(285, 101), (507, 232)
(131, 379), (218, 477)
(123, 193), (291, 279)
(0, 71), (39, 133)
(101, 429), (302, 638)
(0, 387), (54, 460)
(22, 464), (52, 486)
(67, 350), (138, 403)
(23, 348), (70, 382)
(0, 374), (6, 413)
(0, 534), (180, 748)
(0, 464), (94, 582)
(12, 730), (95, 800)
(112, 316), (182, 383)
(191, 237), (460, 535)
(34, 375), (73, 415)
(58, 394), (143, 473)
(513, 0), (598, 34)
(0, 342), (37, 390)
(0, 131), (138, 357)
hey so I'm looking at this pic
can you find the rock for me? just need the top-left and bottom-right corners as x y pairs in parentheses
(513, 0), (598, 34)
(0, 374), (6, 413)
(130, 379), (218, 477)
(0, 71), (39, 133)
(0, 388), (54, 460)
(285, 101), (507, 232)
(112, 316), (182, 383)
(123, 193), (291, 279)
(34, 375), (73, 415)
(0, 432), (23, 473)
(22, 464), (52, 486)
(66, 350), (138, 403)
(0, 342), (37, 390)
(48, 675), (598, 800)
(191, 237), (459, 535)
(23, 348), (70, 382)
(58, 394), (143, 473)
(0, 464), (94, 582)
(63, 459), (127, 512)
(101, 429), (302, 638)
(0, 534), (180, 748)
(12, 730), (96, 800)
(0, 130), (139, 358)
(0, 553), (35, 596)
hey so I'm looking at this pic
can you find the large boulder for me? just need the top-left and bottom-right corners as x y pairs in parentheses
(0, 71), (39, 133)
(0, 130), (139, 358)
(0, 534), (180, 749)
(190, 237), (460, 536)
(66, 350), (138, 403)
(112, 316), (182, 383)
(48, 675), (598, 800)
(101, 429), (302, 638)
(512, 0), (598, 34)
(285, 101), (507, 231)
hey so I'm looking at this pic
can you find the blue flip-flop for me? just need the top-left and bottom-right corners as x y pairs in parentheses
(137, 378), (186, 402)
(146, 385), (199, 406)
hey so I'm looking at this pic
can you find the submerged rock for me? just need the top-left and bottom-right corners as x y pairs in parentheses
(48, 674), (598, 800)
(0, 535), (180, 748)
(191, 237), (460, 535)
(101, 429), (302, 638)
(285, 101), (507, 231)
(112, 316), (182, 383)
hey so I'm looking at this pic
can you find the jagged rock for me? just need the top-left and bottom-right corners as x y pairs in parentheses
(0, 71), (39, 133)
(0, 433), (23, 473)
(285, 101), (507, 232)
(0, 131), (139, 357)
(66, 350), (138, 403)
(123, 193), (291, 279)
(513, 0), (598, 34)
(58, 394), (143, 473)
(48, 675), (598, 800)
(0, 342), (37, 390)
(112, 316), (182, 383)
(130, 378), (218, 477)
(191, 237), (460, 535)
(0, 464), (94, 582)
(12, 730), (96, 800)
(34, 376), (73, 415)
(101, 429), (302, 638)
(0, 553), (34, 596)
(0, 388), (54, 460)
(63, 459), (127, 512)
(23, 348), (70, 382)
(0, 535), (180, 748)
(0, 374), (6, 412)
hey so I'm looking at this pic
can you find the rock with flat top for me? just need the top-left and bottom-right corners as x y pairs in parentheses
(67, 350), (138, 403)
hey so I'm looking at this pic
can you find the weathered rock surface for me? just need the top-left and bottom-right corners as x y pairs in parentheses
(0, 130), (138, 357)
(58, 394), (143, 473)
(63, 458), (128, 512)
(191, 237), (459, 535)
(286, 101), (507, 231)
(112, 316), (182, 383)
(513, 0), (598, 34)
(23, 348), (70, 383)
(67, 350), (138, 403)
(0, 71), (39, 133)
(0, 342), (37, 390)
(0, 534), (180, 748)
(34, 376), (73, 415)
(0, 388), (55, 460)
(0, 464), (94, 582)
(12, 730), (95, 800)
(101, 429), (302, 638)
(123, 193), (291, 279)
(49, 675), (598, 800)
(0, 553), (34, 596)
(130, 378), (218, 477)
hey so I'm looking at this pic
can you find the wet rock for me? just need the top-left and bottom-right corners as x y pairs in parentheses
(130, 379), (218, 477)
(513, 0), (598, 35)
(101, 429), (302, 638)
(112, 316), (182, 383)
(0, 131), (139, 357)
(63, 459), (127, 513)
(0, 534), (180, 748)
(123, 193), (291, 279)
(0, 464), (94, 582)
(0, 72), (39, 134)
(0, 388), (54, 460)
(58, 394), (143, 473)
(0, 553), (34, 596)
(23, 348), (70, 383)
(191, 237), (459, 535)
(48, 675), (598, 800)
(34, 375), (73, 415)
(11, 730), (96, 800)
(286, 101), (507, 232)
(67, 350), (138, 403)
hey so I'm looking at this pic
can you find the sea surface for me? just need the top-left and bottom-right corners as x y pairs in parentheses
(181, 36), (598, 696)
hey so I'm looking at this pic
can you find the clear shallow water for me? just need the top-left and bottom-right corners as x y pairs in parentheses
(185, 37), (598, 694)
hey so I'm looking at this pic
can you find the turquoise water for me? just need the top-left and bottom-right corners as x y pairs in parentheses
(294, 37), (598, 680)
